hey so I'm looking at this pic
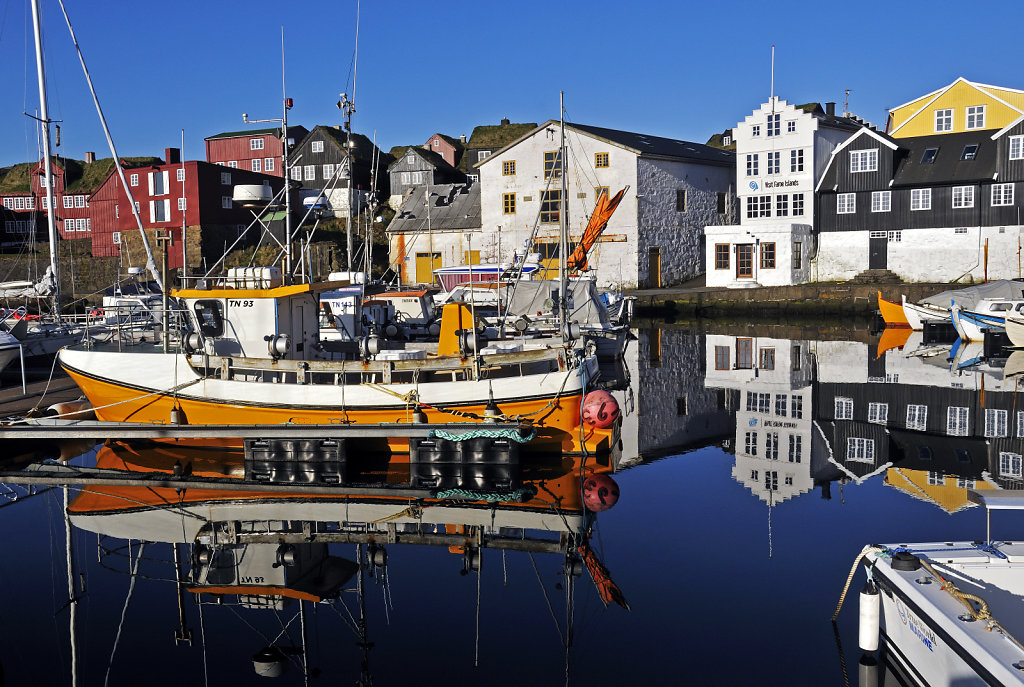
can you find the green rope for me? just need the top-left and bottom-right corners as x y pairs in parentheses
(433, 485), (538, 502)
(429, 428), (536, 443)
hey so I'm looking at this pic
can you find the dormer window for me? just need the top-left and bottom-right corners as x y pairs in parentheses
(921, 148), (938, 164)
(723, 135), (732, 146)
(849, 149), (878, 173)
(961, 144), (978, 160)
(966, 105), (986, 130)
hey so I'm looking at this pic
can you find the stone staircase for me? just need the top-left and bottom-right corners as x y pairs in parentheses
(849, 269), (902, 284)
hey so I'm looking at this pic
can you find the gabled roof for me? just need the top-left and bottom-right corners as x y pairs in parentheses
(205, 125), (309, 141)
(704, 129), (735, 151)
(301, 126), (382, 162)
(429, 133), (464, 151)
(815, 128), (900, 193)
(387, 146), (458, 173)
(0, 156), (161, 194)
(888, 78), (1024, 136)
(478, 120), (735, 168)
(386, 181), (480, 234)
(466, 122), (537, 149)
(892, 130), (1000, 187)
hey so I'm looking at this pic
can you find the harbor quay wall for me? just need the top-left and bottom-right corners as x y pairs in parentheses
(628, 282), (953, 319)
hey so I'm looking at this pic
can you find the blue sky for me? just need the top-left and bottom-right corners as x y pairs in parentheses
(2, 0), (1022, 169)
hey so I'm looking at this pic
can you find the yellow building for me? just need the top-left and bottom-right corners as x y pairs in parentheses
(887, 78), (1024, 138)
(885, 467), (997, 514)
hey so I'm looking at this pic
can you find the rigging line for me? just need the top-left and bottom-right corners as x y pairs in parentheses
(326, 598), (360, 635)
(104, 540), (144, 687)
(528, 551), (564, 645)
(198, 595), (209, 687)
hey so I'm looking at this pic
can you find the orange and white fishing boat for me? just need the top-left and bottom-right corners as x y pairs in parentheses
(57, 267), (617, 454)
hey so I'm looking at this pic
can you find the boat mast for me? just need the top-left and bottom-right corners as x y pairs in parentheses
(558, 91), (569, 342)
(31, 0), (60, 314)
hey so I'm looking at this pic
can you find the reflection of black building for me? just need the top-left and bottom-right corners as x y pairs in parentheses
(814, 419), (892, 480)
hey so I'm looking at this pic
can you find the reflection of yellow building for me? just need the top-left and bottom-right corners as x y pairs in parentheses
(887, 78), (1024, 137)
(885, 467), (997, 513)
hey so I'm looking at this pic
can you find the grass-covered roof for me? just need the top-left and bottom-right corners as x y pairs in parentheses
(0, 156), (163, 194)
(466, 122), (537, 149)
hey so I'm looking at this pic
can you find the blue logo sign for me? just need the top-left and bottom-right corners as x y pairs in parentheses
(748, 181), (759, 191)
(748, 418), (758, 427)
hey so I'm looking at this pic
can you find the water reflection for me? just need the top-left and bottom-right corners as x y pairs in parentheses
(2, 324), (1023, 684)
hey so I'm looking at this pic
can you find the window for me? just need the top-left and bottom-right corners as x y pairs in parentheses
(790, 149), (804, 172)
(540, 190), (561, 223)
(792, 193), (804, 216)
(264, 157), (274, 172)
(774, 394), (787, 416)
(759, 347), (776, 369)
(993, 183), (1015, 206)
(935, 109), (953, 132)
(220, 172), (231, 185)
(985, 409), (1008, 437)
(676, 189), (687, 212)
(757, 393), (770, 414)
(178, 197), (186, 211)
(543, 151), (562, 179)
(150, 199), (169, 223)
(847, 438), (875, 462)
(595, 152), (609, 168)
(746, 196), (770, 219)
(850, 149), (878, 172)
(869, 402), (888, 424)
(927, 472), (945, 486)
(63, 195), (74, 209)
(791, 395), (803, 419)
(323, 164), (335, 179)
(130, 174), (139, 186)
(304, 165), (315, 181)
(746, 154), (759, 177)
(907, 404), (928, 430)
(751, 125), (761, 137)
(871, 191), (891, 212)
(767, 113), (780, 137)
(290, 167), (301, 181)
(736, 339), (753, 369)
(1000, 452), (1023, 479)
(717, 192), (727, 214)
(745, 431), (758, 456)
(24, 197), (34, 210)
(957, 478), (976, 489)
(221, 195), (232, 209)
(715, 244), (730, 269)
(38, 175), (47, 188)
(767, 151), (780, 175)
(1, 198), (10, 209)
(1011, 136), (1024, 161)
(714, 346), (730, 370)
(961, 144), (978, 160)
(921, 148), (939, 164)
(761, 243), (776, 269)
(502, 193), (516, 214)
(787, 120), (796, 133)
(176, 168), (185, 182)
(951, 186), (974, 208)
(723, 135), (732, 146)
(835, 397), (853, 420)
(837, 193), (856, 214)
(1019, 411), (1024, 437)
(595, 186), (609, 201)
(911, 188), (931, 211)
(502, 160), (516, 176)
(227, 161), (238, 168)
(966, 105), (985, 129)
(793, 242), (802, 269)
(251, 158), (262, 172)
(751, 469), (758, 481)
(311, 141), (324, 153)
(765, 471), (778, 491)
(775, 195), (788, 217)
(766, 433), (779, 460)
(788, 435), (802, 463)
(947, 406), (969, 436)
(250, 138), (264, 150)
(478, 151), (491, 160)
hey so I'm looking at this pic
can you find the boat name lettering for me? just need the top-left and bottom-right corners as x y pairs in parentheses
(908, 615), (935, 652)
(240, 576), (265, 584)
(763, 179), (799, 189)
(229, 299), (255, 307)
(763, 420), (797, 428)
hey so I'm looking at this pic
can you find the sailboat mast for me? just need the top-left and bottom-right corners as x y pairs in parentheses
(31, 0), (60, 313)
(281, 27), (293, 281)
(558, 91), (568, 340)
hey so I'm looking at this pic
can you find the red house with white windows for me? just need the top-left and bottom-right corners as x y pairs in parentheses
(89, 148), (288, 269)
(205, 125), (309, 177)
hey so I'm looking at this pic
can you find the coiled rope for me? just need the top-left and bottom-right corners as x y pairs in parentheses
(429, 428), (536, 443)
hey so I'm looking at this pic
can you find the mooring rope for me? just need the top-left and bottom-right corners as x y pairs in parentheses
(429, 428), (536, 443)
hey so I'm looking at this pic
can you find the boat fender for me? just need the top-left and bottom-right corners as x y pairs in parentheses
(45, 398), (95, 421)
(859, 580), (880, 652)
(582, 473), (620, 512)
(581, 389), (619, 429)
(252, 646), (288, 678)
(891, 551), (922, 571)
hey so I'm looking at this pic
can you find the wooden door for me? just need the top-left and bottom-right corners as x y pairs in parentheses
(736, 244), (753, 279)
(648, 247), (662, 288)
(869, 236), (887, 270)
(415, 252), (441, 284)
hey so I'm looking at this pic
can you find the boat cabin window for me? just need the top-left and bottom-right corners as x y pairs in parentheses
(991, 302), (1012, 311)
(193, 300), (225, 337)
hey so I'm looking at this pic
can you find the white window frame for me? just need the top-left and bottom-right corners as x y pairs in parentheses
(63, 195), (74, 209)
(311, 141), (324, 153)
(847, 438), (875, 463)
(788, 434), (801, 463)
(766, 151), (780, 175)
(792, 194), (804, 216)
(985, 409), (1008, 438)
(264, 157), (274, 172)
(744, 431), (758, 456)
(850, 149), (878, 173)
(227, 161), (238, 169)
(992, 183), (1014, 206)
(767, 113), (780, 137)
(323, 164), (335, 179)
(130, 174), (138, 187)
(1000, 452), (1023, 479)
(837, 193), (856, 214)
(868, 402), (888, 424)
(787, 120), (796, 134)
(290, 167), (302, 181)
(178, 197), (186, 211)
(871, 191), (891, 213)
(746, 154), (759, 177)
(791, 395), (803, 419)
(835, 397), (853, 420)
(907, 404), (928, 431)
(935, 108), (953, 132)
(952, 186), (975, 209)
(304, 165), (316, 181)
(251, 159), (262, 172)
(751, 125), (761, 137)
(966, 105), (986, 130)
(947, 406), (970, 436)
(250, 138), (265, 150)
(911, 188), (932, 211)
(790, 149), (804, 173)
(1011, 136), (1024, 161)
(176, 168), (185, 182)
(765, 432), (779, 460)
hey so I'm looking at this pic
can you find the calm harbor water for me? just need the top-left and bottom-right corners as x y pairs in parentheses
(0, 324), (1010, 685)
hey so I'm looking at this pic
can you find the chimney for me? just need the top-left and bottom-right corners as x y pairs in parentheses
(85, 151), (96, 164)
(500, 117), (510, 126)
(460, 134), (467, 144)
(825, 102), (835, 117)
(164, 147), (181, 164)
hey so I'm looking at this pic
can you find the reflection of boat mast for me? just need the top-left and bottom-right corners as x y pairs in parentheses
(63, 486), (78, 687)
(173, 543), (193, 645)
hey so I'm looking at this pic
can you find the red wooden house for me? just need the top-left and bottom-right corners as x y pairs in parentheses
(205, 125), (309, 178)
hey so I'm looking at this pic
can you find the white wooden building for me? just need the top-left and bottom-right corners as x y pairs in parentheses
(477, 121), (736, 289)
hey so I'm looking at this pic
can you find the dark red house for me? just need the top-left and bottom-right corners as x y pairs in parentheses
(205, 125), (309, 178)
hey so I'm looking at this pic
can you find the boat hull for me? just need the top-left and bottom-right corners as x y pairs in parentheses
(1005, 316), (1024, 348)
(901, 296), (948, 331)
(877, 292), (910, 328)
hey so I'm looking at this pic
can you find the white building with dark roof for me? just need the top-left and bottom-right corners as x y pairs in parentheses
(476, 121), (737, 289)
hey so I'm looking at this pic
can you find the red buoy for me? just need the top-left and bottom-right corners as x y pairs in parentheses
(582, 473), (620, 512)
(581, 389), (619, 429)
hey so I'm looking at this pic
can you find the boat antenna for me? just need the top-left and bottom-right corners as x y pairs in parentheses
(30, 0), (61, 315)
(180, 128), (187, 285)
(57, 0), (163, 293)
(558, 91), (569, 345)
